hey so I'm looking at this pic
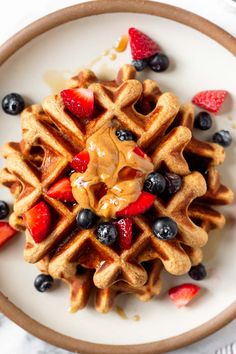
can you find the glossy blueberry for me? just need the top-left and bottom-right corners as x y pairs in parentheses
(188, 263), (207, 281)
(164, 173), (182, 194)
(213, 130), (232, 147)
(144, 172), (166, 195)
(116, 129), (135, 141)
(194, 112), (212, 130)
(76, 208), (98, 229)
(152, 217), (178, 240)
(131, 59), (148, 72)
(148, 53), (169, 72)
(2, 93), (25, 115)
(0, 201), (10, 219)
(34, 274), (54, 293)
(96, 222), (117, 245)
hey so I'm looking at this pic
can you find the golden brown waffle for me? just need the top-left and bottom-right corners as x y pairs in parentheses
(0, 64), (233, 313)
(37, 257), (162, 313)
(175, 103), (234, 205)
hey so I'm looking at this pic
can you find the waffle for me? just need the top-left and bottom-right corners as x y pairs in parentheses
(0, 64), (233, 313)
(37, 256), (162, 313)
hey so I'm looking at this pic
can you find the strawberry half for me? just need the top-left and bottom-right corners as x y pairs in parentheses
(47, 177), (75, 203)
(134, 146), (146, 158)
(24, 201), (51, 243)
(168, 283), (201, 308)
(0, 222), (17, 248)
(60, 88), (94, 119)
(192, 90), (228, 113)
(115, 218), (133, 250)
(128, 27), (160, 60)
(116, 191), (155, 217)
(71, 151), (90, 173)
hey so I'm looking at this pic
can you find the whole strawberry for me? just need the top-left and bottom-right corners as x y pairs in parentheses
(128, 27), (160, 60)
(192, 90), (228, 113)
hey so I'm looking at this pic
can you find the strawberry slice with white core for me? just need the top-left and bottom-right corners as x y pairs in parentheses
(0, 222), (17, 248)
(128, 27), (160, 60)
(61, 88), (94, 119)
(24, 201), (52, 244)
(47, 177), (75, 203)
(168, 283), (201, 308)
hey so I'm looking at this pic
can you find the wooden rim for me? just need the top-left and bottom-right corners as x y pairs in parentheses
(0, 1), (236, 353)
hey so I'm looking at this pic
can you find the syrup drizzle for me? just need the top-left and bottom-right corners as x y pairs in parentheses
(43, 35), (129, 96)
(43, 70), (68, 94)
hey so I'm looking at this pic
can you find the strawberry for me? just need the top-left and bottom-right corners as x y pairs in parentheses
(0, 222), (17, 248)
(116, 191), (155, 217)
(168, 283), (201, 308)
(115, 218), (133, 250)
(60, 88), (94, 119)
(71, 151), (90, 173)
(192, 90), (228, 113)
(134, 146), (146, 158)
(47, 177), (75, 203)
(128, 27), (160, 60)
(24, 201), (51, 243)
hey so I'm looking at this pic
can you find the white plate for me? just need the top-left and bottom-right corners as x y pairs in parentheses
(0, 3), (236, 351)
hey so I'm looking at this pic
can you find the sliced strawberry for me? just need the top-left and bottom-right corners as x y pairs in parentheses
(24, 201), (51, 243)
(0, 222), (17, 248)
(60, 88), (94, 119)
(134, 146), (146, 158)
(115, 218), (133, 250)
(47, 177), (75, 203)
(168, 283), (201, 308)
(116, 191), (155, 217)
(71, 151), (90, 173)
(128, 27), (160, 60)
(192, 90), (228, 113)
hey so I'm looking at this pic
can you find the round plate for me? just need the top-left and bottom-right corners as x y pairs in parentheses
(0, 1), (236, 353)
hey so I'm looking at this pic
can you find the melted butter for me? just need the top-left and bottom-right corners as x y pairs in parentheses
(115, 306), (128, 320)
(43, 70), (68, 94)
(115, 35), (129, 53)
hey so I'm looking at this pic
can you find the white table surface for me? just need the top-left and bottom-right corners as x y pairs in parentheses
(0, 0), (236, 353)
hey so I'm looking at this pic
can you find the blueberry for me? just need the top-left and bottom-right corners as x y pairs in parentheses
(144, 172), (166, 195)
(148, 53), (169, 72)
(152, 217), (178, 240)
(116, 129), (135, 141)
(96, 222), (117, 245)
(213, 130), (232, 147)
(2, 93), (25, 115)
(188, 263), (207, 281)
(34, 274), (54, 292)
(0, 201), (10, 219)
(164, 173), (182, 194)
(131, 59), (148, 72)
(194, 112), (212, 130)
(76, 208), (98, 229)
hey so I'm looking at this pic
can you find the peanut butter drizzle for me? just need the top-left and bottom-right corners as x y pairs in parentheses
(71, 122), (153, 218)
